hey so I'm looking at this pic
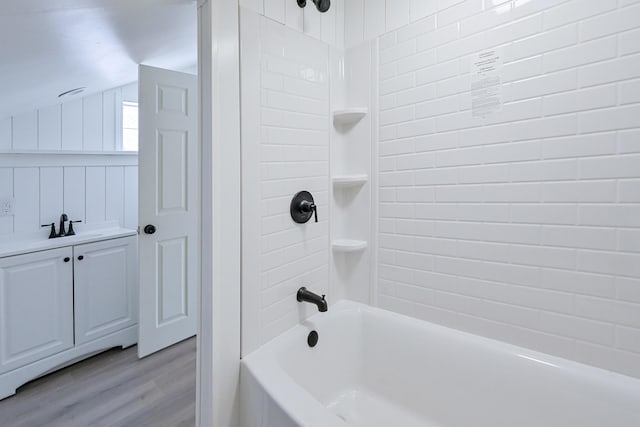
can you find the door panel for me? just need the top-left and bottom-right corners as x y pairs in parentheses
(74, 237), (138, 345)
(0, 248), (73, 374)
(158, 130), (188, 213)
(138, 65), (199, 358)
(158, 237), (188, 326)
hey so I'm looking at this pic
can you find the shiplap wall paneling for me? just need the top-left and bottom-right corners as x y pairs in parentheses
(0, 83), (138, 152)
(1, 82), (136, 153)
(120, 83), (138, 102)
(0, 117), (11, 151)
(63, 167), (85, 223)
(0, 168), (13, 234)
(106, 166), (125, 226)
(12, 111), (37, 150)
(13, 168), (39, 232)
(61, 99), (83, 151)
(102, 89), (120, 151)
(0, 118), (11, 150)
(83, 94), (103, 151)
(38, 105), (62, 150)
(123, 166), (137, 230)
(0, 163), (137, 236)
(39, 167), (64, 225)
(86, 166), (106, 224)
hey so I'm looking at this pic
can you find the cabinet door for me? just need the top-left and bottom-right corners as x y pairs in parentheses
(74, 236), (138, 345)
(0, 247), (74, 374)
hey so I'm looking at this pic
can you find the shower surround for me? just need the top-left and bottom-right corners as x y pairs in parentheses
(373, 0), (640, 378)
(239, 0), (640, 381)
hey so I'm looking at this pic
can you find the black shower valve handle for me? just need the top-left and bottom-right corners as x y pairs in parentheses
(302, 200), (318, 223)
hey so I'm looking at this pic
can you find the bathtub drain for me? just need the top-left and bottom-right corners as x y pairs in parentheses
(307, 330), (319, 347)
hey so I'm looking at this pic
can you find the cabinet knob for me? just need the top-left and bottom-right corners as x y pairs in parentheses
(77, 255), (84, 261)
(144, 224), (157, 235)
(64, 257), (70, 263)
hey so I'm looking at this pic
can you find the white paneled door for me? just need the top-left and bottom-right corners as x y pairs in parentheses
(138, 65), (199, 358)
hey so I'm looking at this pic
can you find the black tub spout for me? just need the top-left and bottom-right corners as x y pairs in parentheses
(297, 287), (328, 312)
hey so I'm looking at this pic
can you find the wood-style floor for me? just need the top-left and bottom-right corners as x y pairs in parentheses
(0, 337), (196, 427)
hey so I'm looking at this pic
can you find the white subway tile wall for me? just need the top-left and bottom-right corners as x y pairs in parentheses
(240, 0), (345, 46)
(241, 11), (330, 351)
(375, 0), (640, 377)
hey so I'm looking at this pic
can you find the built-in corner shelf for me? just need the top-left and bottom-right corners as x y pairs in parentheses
(332, 174), (368, 188)
(332, 239), (368, 253)
(332, 108), (368, 126)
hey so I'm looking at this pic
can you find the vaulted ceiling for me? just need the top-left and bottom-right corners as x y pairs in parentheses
(0, 0), (197, 118)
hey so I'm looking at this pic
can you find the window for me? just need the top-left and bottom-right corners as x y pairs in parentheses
(122, 101), (139, 151)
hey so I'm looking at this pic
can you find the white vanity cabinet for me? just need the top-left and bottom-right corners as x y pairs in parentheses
(0, 230), (138, 400)
(0, 247), (74, 375)
(73, 236), (138, 345)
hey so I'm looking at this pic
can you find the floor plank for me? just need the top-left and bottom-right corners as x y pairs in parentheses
(0, 338), (196, 427)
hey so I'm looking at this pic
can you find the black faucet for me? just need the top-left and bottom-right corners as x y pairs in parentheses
(41, 214), (81, 239)
(297, 287), (328, 312)
(57, 213), (68, 237)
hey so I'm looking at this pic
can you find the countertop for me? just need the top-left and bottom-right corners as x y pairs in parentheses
(0, 226), (137, 258)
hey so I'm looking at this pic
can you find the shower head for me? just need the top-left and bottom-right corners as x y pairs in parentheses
(297, 0), (331, 13)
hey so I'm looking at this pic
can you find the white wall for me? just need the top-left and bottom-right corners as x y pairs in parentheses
(372, 0), (640, 377)
(241, 8), (330, 354)
(344, 0), (433, 48)
(240, 0), (345, 47)
(0, 83), (137, 152)
(0, 162), (137, 237)
(0, 84), (139, 237)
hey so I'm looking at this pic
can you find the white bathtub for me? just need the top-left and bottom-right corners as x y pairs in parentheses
(241, 301), (640, 427)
